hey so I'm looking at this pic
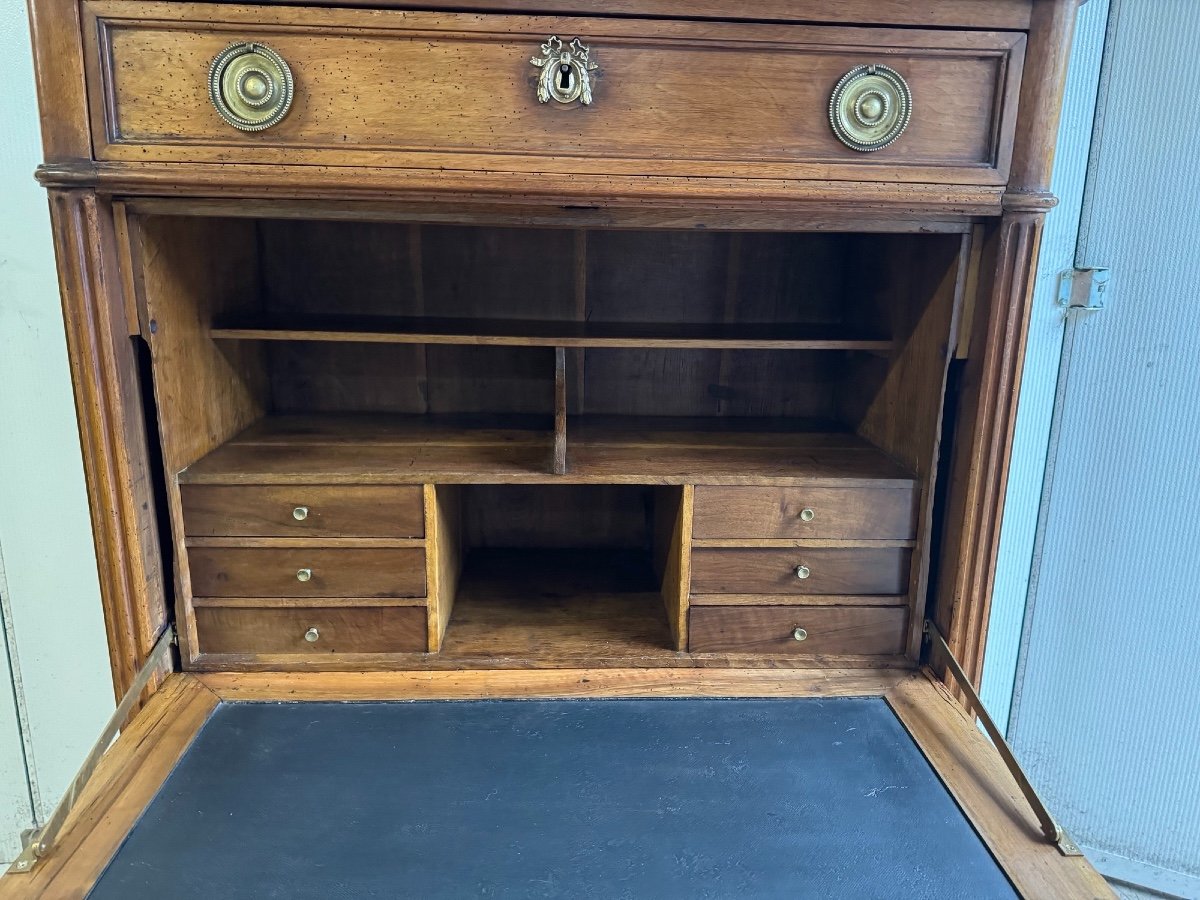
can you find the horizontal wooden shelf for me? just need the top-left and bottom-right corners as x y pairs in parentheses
(210, 315), (893, 351)
(179, 414), (916, 487)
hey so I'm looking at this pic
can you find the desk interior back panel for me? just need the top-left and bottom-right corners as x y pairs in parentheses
(88, 698), (1015, 899)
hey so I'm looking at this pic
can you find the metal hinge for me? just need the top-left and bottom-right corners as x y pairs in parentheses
(1057, 266), (1110, 311)
(6, 626), (178, 876)
(922, 620), (1083, 858)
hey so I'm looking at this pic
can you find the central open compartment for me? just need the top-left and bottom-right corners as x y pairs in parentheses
(436, 484), (682, 660)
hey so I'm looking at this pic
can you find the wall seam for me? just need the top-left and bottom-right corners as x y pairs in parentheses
(0, 540), (43, 828)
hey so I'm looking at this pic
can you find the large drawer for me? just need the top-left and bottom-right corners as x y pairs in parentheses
(690, 547), (910, 595)
(83, 2), (1025, 185)
(195, 604), (427, 654)
(181, 485), (424, 538)
(188, 547), (427, 598)
(692, 485), (917, 541)
(688, 605), (907, 655)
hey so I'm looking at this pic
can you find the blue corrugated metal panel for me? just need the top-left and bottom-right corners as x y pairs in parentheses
(1008, 0), (1200, 880)
(981, 0), (1111, 728)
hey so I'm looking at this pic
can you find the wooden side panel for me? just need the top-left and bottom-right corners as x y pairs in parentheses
(138, 216), (266, 476)
(653, 485), (693, 650)
(132, 213), (267, 664)
(426, 483), (463, 652)
(25, 0), (92, 161)
(842, 232), (971, 659)
(935, 214), (1045, 686)
(48, 190), (167, 698)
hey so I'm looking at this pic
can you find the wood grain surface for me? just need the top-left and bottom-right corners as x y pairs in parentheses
(690, 547), (911, 595)
(195, 605), (427, 654)
(181, 484), (425, 538)
(188, 546), (426, 598)
(692, 485), (917, 541)
(688, 605), (908, 655)
(84, 4), (1024, 186)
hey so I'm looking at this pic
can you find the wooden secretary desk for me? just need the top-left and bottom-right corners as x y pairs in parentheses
(6, 0), (1112, 896)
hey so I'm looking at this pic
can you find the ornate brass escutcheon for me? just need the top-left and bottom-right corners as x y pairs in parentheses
(828, 63), (913, 152)
(209, 41), (294, 131)
(531, 36), (599, 105)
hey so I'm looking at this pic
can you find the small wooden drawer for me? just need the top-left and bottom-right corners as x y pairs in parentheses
(692, 485), (917, 541)
(688, 605), (907, 655)
(689, 547), (910, 595)
(188, 547), (426, 598)
(195, 605), (427, 654)
(181, 485), (424, 538)
(84, 3), (1025, 186)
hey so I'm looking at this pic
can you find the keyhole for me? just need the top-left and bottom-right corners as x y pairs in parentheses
(559, 63), (574, 91)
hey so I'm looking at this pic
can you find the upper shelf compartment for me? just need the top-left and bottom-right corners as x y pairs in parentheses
(81, 2), (1025, 189)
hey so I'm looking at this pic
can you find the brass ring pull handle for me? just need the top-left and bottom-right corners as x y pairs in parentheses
(292, 506), (309, 521)
(209, 42), (294, 131)
(829, 64), (912, 152)
(794, 565), (811, 580)
(531, 36), (598, 105)
(303, 627), (320, 643)
(296, 568), (313, 583)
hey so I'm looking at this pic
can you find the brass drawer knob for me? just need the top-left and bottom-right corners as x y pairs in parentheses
(793, 627), (808, 642)
(304, 627), (320, 643)
(794, 564), (811, 580)
(292, 505), (309, 521)
(799, 507), (816, 522)
(531, 36), (598, 105)
(829, 64), (912, 152)
(209, 42), (294, 131)
(296, 567), (313, 582)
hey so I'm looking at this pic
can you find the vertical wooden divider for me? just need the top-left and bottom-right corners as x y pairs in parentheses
(655, 485), (695, 651)
(408, 224), (429, 414)
(715, 234), (742, 415)
(424, 484), (463, 653)
(553, 347), (568, 475)
(572, 229), (587, 414)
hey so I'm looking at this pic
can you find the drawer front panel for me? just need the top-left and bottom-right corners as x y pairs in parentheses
(692, 485), (917, 541)
(181, 485), (424, 538)
(196, 605), (427, 654)
(688, 605), (907, 654)
(189, 547), (426, 598)
(690, 547), (910, 595)
(85, 3), (1024, 184)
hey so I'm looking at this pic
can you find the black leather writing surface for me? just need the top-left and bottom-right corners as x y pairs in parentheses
(89, 698), (1015, 899)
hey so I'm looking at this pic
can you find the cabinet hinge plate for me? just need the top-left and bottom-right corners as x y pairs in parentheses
(1057, 266), (1110, 311)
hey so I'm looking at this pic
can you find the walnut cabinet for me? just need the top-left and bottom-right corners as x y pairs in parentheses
(4, 0), (1112, 896)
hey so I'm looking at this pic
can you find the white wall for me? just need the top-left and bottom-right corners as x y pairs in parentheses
(0, 2), (115, 864)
